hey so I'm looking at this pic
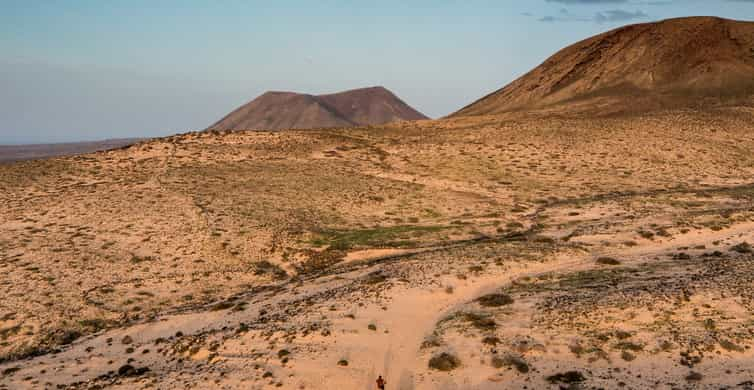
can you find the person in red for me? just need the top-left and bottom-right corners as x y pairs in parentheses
(376, 375), (386, 389)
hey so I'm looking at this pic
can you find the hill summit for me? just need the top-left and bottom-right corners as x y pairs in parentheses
(208, 86), (428, 131)
(453, 16), (754, 117)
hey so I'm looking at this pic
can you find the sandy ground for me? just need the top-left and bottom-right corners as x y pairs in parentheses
(2, 108), (754, 389)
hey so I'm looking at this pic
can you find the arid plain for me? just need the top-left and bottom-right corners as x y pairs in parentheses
(2, 106), (754, 389)
(3, 15), (754, 390)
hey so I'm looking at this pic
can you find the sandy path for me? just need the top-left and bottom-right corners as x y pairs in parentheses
(287, 253), (592, 390)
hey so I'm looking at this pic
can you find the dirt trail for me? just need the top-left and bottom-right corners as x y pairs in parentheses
(287, 254), (592, 390)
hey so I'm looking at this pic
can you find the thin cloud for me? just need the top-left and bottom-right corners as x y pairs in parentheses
(538, 8), (648, 23)
(595, 9), (648, 22)
(546, 0), (670, 4)
(546, 0), (628, 3)
(538, 15), (590, 22)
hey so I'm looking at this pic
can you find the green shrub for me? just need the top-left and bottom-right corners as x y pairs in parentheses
(428, 352), (461, 371)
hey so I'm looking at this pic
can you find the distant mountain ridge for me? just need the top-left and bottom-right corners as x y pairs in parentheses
(208, 86), (428, 131)
(0, 138), (142, 164)
(452, 16), (754, 117)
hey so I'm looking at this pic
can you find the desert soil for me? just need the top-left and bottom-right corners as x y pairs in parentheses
(2, 108), (754, 389)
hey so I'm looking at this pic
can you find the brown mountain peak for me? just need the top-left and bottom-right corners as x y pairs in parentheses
(452, 16), (754, 117)
(208, 86), (428, 131)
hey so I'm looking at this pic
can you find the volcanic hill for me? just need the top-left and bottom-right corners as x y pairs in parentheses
(207, 86), (429, 131)
(453, 16), (754, 117)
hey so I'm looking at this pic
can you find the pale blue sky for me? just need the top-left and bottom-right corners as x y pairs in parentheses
(2, 1), (754, 144)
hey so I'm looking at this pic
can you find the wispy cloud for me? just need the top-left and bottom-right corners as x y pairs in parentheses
(538, 15), (590, 22)
(531, 0), (667, 23)
(538, 9), (647, 23)
(545, 0), (671, 4)
(546, 0), (628, 3)
(595, 9), (648, 22)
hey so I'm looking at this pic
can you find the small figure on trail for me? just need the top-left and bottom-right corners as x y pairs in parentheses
(376, 375), (386, 389)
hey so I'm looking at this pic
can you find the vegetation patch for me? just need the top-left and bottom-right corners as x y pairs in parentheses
(211, 300), (236, 311)
(596, 257), (621, 265)
(719, 339), (745, 352)
(492, 354), (529, 373)
(685, 371), (703, 381)
(421, 334), (443, 349)
(614, 341), (644, 352)
(253, 260), (288, 280)
(311, 225), (448, 250)
(442, 311), (497, 331)
(363, 270), (388, 285)
(546, 371), (586, 384)
(79, 318), (113, 333)
(730, 242), (752, 254)
(477, 293), (514, 307)
(428, 352), (461, 371)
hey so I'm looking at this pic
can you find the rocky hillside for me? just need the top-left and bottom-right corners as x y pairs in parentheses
(453, 17), (754, 117)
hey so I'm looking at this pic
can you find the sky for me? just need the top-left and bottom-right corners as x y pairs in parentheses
(2, 1), (754, 144)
